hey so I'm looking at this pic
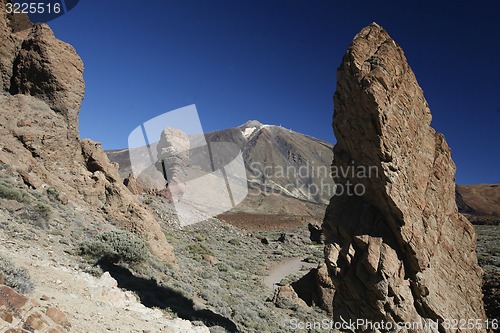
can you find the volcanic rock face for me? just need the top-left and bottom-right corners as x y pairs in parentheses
(0, 5), (175, 264)
(323, 23), (485, 331)
(155, 127), (190, 202)
(10, 23), (85, 137)
(0, 1), (31, 92)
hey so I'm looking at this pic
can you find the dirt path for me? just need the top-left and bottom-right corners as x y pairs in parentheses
(263, 257), (317, 288)
(0, 234), (209, 333)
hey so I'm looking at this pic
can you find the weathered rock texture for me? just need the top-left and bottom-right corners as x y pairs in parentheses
(0, 1), (31, 93)
(291, 263), (335, 315)
(10, 23), (85, 139)
(0, 282), (71, 332)
(0, 3), (175, 264)
(155, 128), (190, 202)
(323, 23), (486, 331)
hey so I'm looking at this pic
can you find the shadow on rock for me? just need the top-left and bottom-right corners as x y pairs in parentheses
(97, 259), (238, 332)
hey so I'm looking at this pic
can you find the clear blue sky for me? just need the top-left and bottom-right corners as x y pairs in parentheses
(42, 1), (499, 185)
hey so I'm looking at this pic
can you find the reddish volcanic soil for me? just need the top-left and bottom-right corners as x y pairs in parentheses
(217, 212), (313, 230)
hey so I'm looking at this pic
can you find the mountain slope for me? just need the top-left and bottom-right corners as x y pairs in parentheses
(107, 121), (334, 221)
(457, 184), (500, 216)
(107, 121), (500, 226)
(457, 184), (500, 224)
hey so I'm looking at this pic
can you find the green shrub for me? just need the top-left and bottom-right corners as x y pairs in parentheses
(34, 203), (51, 219)
(0, 252), (34, 293)
(46, 187), (60, 203)
(19, 202), (52, 228)
(194, 235), (206, 242)
(186, 243), (213, 260)
(79, 230), (149, 264)
(0, 179), (29, 203)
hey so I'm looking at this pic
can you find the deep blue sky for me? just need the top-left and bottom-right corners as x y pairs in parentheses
(45, 1), (499, 185)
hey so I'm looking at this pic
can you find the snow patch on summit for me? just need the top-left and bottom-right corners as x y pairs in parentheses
(242, 127), (258, 138)
(239, 120), (266, 139)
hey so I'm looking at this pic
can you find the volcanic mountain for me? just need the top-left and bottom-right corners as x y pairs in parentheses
(107, 121), (335, 223)
(107, 121), (500, 227)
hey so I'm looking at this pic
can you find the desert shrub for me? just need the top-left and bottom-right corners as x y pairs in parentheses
(186, 243), (213, 260)
(0, 252), (34, 293)
(45, 186), (60, 203)
(215, 262), (229, 272)
(79, 230), (149, 264)
(19, 202), (52, 229)
(194, 235), (206, 242)
(34, 203), (51, 220)
(0, 179), (29, 203)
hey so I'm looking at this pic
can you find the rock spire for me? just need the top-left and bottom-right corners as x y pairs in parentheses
(323, 23), (486, 331)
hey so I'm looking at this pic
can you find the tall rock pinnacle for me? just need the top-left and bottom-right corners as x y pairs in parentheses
(323, 23), (486, 331)
(155, 127), (190, 202)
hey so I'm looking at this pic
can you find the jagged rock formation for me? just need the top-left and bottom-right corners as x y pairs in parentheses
(155, 128), (190, 202)
(123, 173), (142, 195)
(0, 3), (175, 264)
(322, 23), (486, 331)
(10, 23), (85, 136)
(0, 2), (31, 93)
(290, 263), (335, 315)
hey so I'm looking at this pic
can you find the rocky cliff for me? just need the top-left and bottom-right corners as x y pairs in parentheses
(0, 1), (175, 264)
(323, 23), (486, 331)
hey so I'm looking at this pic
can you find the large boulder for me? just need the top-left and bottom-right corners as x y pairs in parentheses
(323, 23), (485, 331)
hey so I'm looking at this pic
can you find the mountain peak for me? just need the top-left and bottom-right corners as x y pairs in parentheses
(239, 120), (264, 129)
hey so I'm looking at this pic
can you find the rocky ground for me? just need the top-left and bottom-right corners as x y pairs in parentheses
(475, 225), (500, 323)
(1, 182), (498, 332)
(0, 194), (210, 332)
(0, 181), (332, 332)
